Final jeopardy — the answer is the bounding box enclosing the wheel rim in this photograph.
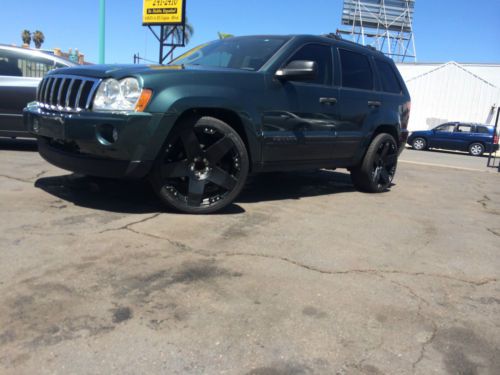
[372,139,398,188]
[413,138,425,150]
[471,144,483,155]
[160,126,242,209]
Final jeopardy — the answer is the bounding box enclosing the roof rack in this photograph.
[322,32,343,41]
[322,32,382,54]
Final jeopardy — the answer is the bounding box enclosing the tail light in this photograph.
[494,134,499,145]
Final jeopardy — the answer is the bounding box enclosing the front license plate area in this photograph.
[32,115,66,139]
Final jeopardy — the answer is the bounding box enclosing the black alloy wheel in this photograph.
[351,133,398,193]
[150,116,249,214]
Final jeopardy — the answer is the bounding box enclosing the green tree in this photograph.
[218,32,234,39]
[165,18,194,46]
[32,30,45,49]
[21,30,31,46]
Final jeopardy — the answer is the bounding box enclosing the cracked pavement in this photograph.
[0,139,499,375]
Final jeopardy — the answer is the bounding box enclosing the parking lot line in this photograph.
[399,159,489,172]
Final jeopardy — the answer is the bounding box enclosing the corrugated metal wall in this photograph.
[396,62,500,131]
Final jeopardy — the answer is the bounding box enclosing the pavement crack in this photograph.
[125,227,192,251]
[96,226,499,287]
[486,227,500,237]
[0,174,32,183]
[216,252,499,286]
[477,195,490,209]
[412,321,438,374]
[99,213,162,235]
[33,170,48,180]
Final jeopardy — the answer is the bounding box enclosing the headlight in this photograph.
[93,77,146,112]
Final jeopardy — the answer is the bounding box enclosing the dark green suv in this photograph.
[24,35,411,214]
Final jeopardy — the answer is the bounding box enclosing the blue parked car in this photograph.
[407,122,499,156]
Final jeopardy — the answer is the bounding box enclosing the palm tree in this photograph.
[218,32,234,39]
[21,30,31,46]
[165,18,194,46]
[32,31,45,49]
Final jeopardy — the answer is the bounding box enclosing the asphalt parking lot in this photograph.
[0,140,499,375]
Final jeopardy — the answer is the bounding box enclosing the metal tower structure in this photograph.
[338,0,417,62]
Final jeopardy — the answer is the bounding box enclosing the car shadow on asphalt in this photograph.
[34,169,357,215]
[0,138,37,151]
[238,169,356,203]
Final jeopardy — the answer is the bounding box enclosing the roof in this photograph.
[0,44,74,66]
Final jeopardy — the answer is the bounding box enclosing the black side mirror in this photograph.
[275,60,317,81]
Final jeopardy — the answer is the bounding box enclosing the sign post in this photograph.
[142,0,187,64]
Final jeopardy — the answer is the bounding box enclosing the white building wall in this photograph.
[396,62,500,131]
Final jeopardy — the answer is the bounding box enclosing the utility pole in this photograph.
[99,0,106,64]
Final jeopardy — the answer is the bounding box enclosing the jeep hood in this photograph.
[49,63,253,79]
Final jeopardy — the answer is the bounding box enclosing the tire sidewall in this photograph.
[150,116,249,214]
[352,133,398,193]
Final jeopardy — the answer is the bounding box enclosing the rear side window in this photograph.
[375,59,403,94]
[456,124,472,133]
[339,49,373,90]
[0,48,64,78]
[476,126,490,134]
[286,44,332,85]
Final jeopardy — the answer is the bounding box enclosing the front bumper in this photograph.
[37,137,153,178]
[24,103,174,178]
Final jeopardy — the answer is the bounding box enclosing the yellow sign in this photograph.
[143,0,185,25]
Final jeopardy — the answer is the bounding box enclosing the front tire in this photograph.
[412,137,427,150]
[150,116,249,214]
[469,142,484,156]
[351,133,398,193]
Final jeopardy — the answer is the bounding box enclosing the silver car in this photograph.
[0,45,75,138]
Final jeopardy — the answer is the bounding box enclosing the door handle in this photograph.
[368,101,382,108]
[319,97,337,105]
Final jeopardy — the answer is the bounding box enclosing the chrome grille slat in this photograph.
[43,77,53,105]
[37,78,47,102]
[74,80,85,110]
[36,74,101,113]
[86,81,101,110]
[57,78,67,108]
[65,79,75,108]
[49,78,58,107]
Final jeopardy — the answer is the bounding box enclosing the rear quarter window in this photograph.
[375,59,403,94]
[339,49,373,90]
[476,126,490,134]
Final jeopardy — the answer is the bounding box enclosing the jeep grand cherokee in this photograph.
[24,35,411,214]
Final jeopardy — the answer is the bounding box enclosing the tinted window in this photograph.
[375,59,402,94]
[286,44,332,85]
[339,49,373,90]
[172,37,288,71]
[476,126,490,134]
[456,124,472,133]
[435,124,455,133]
[0,48,64,78]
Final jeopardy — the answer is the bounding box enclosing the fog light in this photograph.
[96,124,117,145]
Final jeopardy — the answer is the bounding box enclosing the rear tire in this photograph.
[351,133,398,193]
[468,142,484,156]
[149,116,249,214]
[412,137,427,150]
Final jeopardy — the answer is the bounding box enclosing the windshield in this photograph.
[171,36,289,71]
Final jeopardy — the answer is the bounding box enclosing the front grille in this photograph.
[37,75,101,112]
